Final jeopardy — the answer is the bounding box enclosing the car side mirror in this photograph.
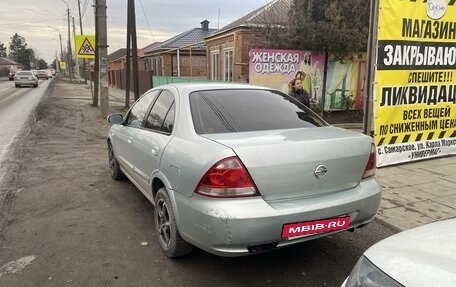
[107,113,124,124]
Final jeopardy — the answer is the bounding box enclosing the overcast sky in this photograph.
[0,0,269,65]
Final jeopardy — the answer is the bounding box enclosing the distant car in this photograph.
[106,83,381,258]
[36,70,50,79]
[14,71,38,88]
[342,218,456,287]
[49,68,56,76]
[9,69,19,81]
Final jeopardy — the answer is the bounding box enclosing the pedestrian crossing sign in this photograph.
[75,35,96,59]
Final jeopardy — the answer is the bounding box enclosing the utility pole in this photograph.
[55,50,59,72]
[93,0,99,107]
[77,0,87,84]
[125,0,131,108]
[363,0,379,136]
[126,0,139,104]
[131,0,139,101]
[48,26,64,73]
[59,33,64,73]
[72,16,80,79]
[66,5,73,82]
[98,0,109,118]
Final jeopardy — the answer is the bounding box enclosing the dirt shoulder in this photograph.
[0,77,162,286]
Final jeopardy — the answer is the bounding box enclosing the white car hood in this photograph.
[365,219,456,287]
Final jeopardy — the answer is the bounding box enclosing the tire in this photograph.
[154,187,193,258]
[15,85,19,88]
[33,84,38,88]
[108,141,125,180]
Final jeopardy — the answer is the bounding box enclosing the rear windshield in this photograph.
[189,89,327,134]
[16,71,32,76]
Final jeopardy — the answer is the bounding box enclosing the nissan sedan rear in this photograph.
[106,83,382,257]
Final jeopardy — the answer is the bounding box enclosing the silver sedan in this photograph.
[107,83,381,257]
[14,71,39,88]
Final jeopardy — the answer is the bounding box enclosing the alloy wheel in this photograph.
[156,197,171,248]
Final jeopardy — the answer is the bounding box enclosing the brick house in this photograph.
[107,43,162,93]
[143,20,217,77]
[107,48,126,89]
[205,0,291,82]
[0,57,22,77]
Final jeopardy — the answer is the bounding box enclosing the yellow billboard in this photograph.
[375,0,456,166]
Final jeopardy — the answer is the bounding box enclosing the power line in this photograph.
[82,0,89,18]
[138,0,156,42]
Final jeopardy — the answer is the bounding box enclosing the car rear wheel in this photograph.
[108,141,125,180]
[154,187,193,258]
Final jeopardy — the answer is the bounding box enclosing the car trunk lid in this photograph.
[202,127,372,202]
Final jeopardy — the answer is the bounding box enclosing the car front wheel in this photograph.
[108,141,125,180]
[154,187,193,258]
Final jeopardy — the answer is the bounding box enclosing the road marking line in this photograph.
[0,87,11,93]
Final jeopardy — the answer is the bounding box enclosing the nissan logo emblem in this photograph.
[314,165,328,179]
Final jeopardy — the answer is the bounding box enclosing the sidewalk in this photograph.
[83,80,456,232]
[332,125,456,230]
[375,156,456,230]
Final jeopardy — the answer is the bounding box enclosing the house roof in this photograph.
[0,57,21,66]
[108,48,127,62]
[138,42,161,58]
[207,0,292,39]
[144,20,217,54]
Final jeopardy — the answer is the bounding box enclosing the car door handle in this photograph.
[151,146,160,156]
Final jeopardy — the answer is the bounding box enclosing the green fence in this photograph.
[152,76,218,87]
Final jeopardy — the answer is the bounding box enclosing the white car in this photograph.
[342,218,456,287]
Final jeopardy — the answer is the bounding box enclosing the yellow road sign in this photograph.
[60,61,67,69]
[75,35,96,59]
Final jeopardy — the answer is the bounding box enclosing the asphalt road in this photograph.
[0,77,398,287]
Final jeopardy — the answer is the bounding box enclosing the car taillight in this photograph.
[362,143,376,179]
[195,156,260,198]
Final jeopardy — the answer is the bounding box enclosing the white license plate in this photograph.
[282,216,350,239]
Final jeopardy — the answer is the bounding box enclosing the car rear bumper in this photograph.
[173,177,382,256]
[15,80,38,86]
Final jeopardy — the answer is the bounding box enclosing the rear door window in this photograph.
[144,90,175,134]
[189,89,327,134]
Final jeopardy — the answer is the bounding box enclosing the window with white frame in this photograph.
[211,52,219,80]
[224,49,233,82]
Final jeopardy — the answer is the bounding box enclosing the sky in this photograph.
[0,0,270,65]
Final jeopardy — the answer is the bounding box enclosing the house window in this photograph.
[211,52,219,80]
[223,49,233,82]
